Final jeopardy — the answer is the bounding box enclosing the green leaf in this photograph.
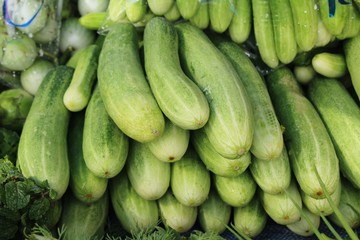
[28,198,50,220]
[0,207,21,222]
[5,181,31,211]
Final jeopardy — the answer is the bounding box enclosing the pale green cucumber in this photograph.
[68,111,108,203]
[146,118,189,162]
[171,147,211,207]
[213,170,256,207]
[164,3,181,22]
[83,85,128,178]
[311,52,347,78]
[251,0,279,68]
[337,3,360,40]
[98,23,165,143]
[189,2,209,29]
[175,22,254,159]
[191,128,251,177]
[259,178,302,225]
[176,0,201,19]
[233,193,268,238]
[318,0,349,36]
[144,17,210,130]
[228,0,252,44]
[307,77,360,189]
[289,0,318,52]
[315,11,334,47]
[126,140,170,200]
[249,145,291,195]
[126,0,147,23]
[17,66,73,200]
[286,207,320,237]
[109,171,159,233]
[66,48,87,68]
[107,0,127,22]
[198,189,232,234]
[266,67,340,199]
[269,0,297,64]
[147,0,175,15]
[213,37,284,161]
[293,65,316,85]
[209,0,235,33]
[79,12,107,30]
[344,33,360,100]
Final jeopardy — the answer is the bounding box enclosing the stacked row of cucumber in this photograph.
[15,9,360,239]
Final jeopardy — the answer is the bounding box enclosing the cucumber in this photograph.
[126,140,170,200]
[67,111,108,203]
[266,67,340,199]
[107,0,127,22]
[164,3,181,22]
[144,17,210,130]
[318,0,349,36]
[158,190,198,233]
[17,66,73,200]
[213,37,284,161]
[337,3,360,40]
[311,52,347,78]
[315,11,334,47]
[98,22,165,143]
[147,0,175,15]
[198,189,232,234]
[63,44,100,112]
[307,78,360,189]
[233,193,268,238]
[228,0,252,44]
[289,0,318,52]
[60,191,109,240]
[79,12,107,30]
[189,2,209,29]
[126,0,147,23]
[251,0,279,68]
[176,0,201,19]
[209,0,235,33]
[293,65,316,85]
[286,207,320,237]
[269,0,297,64]
[175,22,254,159]
[191,128,251,177]
[344,34,360,100]
[110,171,159,233]
[213,170,256,207]
[83,85,129,178]
[259,178,302,225]
[249,145,291,195]
[146,118,189,162]
[171,147,211,207]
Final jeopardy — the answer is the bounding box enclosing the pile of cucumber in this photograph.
[2,0,360,239]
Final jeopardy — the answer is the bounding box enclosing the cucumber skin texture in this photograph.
[144,17,210,130]
[307,78,360,189]
[83,85,129,178]
[176,0,200,19]
[213,37,283,161]
[344,34,360,101]
[126,140,170,200]
[267,67,340,199]
[98,22,165,143]
[209,0,235,33]
[228,0,252,44]
[175,22,254,159]
[68,111,108,203]
[17,66,73,200]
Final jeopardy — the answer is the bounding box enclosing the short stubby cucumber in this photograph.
[125,0,147,23]
[176,0,200,19]
[144,17,210,130]
[175,22,254,159]
[98,22,165,143]
[164,3,181,22]
[17,66,74,200]
[147,0,175,15]
[228,0,252,44]
[209,0,235,33]
[189,3,209,29]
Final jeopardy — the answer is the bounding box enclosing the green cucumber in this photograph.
[98,22,165,143]
[233,193,268,238]
[107,0,127,22]
[311,52,347,78]
[176,0,200,19]
[213,170,256,207]
[175,22,254,159]
[83,85,129,178]
[144,17,210,130]
[315,11,334,47]
[171,147,211,207]
[251,0,279,68]
[286,207,320,237]
[269,0,297,64]
[191,128,251,177]
[126,140,170,200]
[164,3,181,22]
[147,0,175,15]
[266,67,340,199]
[146,118,189,162]
[293,65,316,85]
[79,12,107,30]
[110,171,159,233]
[126,0,147,23]
[318,0,349,36]
[158,190,198,233]
[189,2,209,29]
[337,3,360,40]
[198,189,232,234]
[17,66,73,200]
[213,37,284,161]
[307,77,360,189]
[67,111,108,203]
[209,0,235,33]
[228,0,252,44]
[259,178,302,225]
[249,145,291,195]
[344,34,360,100]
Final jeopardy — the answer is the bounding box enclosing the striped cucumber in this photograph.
[67,111,108,203]
[267,67,340,199]
[144,17,210,130]
[344,33,360,101]
[98,23,165,143]
[83,85,129,178]
[307,77,360,189]
[126,140,170,200]
[209,0,235,33]
[228,0,252,44]
[176,0,201,19]
[311,52,347,78]
[17,66,73,200]
[147,0,175,15]
[318,0,349,36]
[175,22,254,159]
[126,0,147,23]
[189,2,209,29]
